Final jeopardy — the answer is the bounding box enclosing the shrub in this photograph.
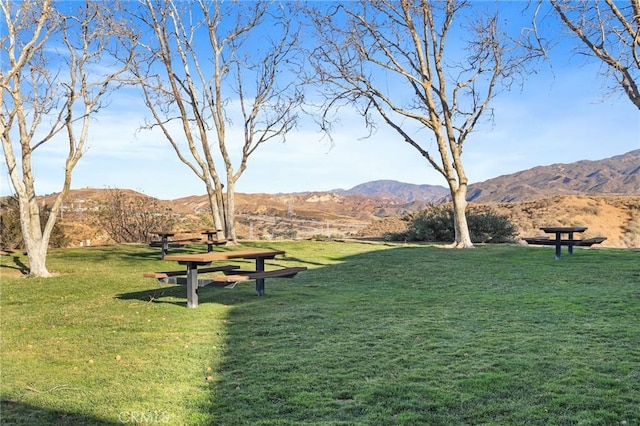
[92,189,176,243]
[466,208,518,243]
[267,226,297,239]
[385,204,517,243]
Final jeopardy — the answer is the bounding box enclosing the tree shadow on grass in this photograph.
[201,246,421,423]
[115,285,189,308]
[1,399,119,425]
[0,255,29,276]
[115,279,295,308]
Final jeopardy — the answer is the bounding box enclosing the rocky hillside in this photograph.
[38,191,640,249]
[465,149,639,202]
[359,195,640,249]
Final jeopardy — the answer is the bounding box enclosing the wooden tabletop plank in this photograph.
[151,230,178,236]
[163,249,285,263]
[540,226,587,233]
[201,229,223,234]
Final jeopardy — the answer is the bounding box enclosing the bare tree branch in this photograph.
[534,0,640,109]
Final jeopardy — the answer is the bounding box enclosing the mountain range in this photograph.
[337,149,639,203]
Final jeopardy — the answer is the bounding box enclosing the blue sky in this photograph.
[1,2,639,200]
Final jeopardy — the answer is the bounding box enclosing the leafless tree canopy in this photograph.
[131,0,304,242]
[306,0,534,247]
[533,0,640,109]
[0,0,136,276]
[94,189,176,244]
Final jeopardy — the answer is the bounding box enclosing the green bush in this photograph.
[466,207,518,243]
[386,204,517,243]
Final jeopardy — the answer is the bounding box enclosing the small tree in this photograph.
[130,0,303,243]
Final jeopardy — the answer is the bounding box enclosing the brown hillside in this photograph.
[466,150,640,203]
[24,149,637,248]
[32,189,640,249]
[492,195,640,248]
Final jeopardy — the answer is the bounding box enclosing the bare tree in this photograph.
[131,0,303,243]
[306,0,531,248]
[0,0,136,276]
[534,0,640,109]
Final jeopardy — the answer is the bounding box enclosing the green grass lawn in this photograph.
[1,241,638,425]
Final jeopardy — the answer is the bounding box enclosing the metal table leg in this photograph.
[255,257,266,296]
[186,263,199,308]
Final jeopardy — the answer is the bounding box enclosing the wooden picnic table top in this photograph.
[163,249,285,264]
[540,226,587,234]
[151,230,178,236]
[201,229,223,234]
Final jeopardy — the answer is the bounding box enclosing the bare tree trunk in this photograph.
[450,186,473,248]
[202,181,225,240]
[19,191,52,277]
[225,177,237,243]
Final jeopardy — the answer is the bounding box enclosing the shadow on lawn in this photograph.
[0,255,29,275]
[115,278,299,308]
[202,245,640,424]
[115,285,190,308]
[1,399,119,425]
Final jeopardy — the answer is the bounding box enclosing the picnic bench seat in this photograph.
[199,239,228,249]
[523,236,607,247]
[203,239,228,245]
[143,265,240,283]
[149,241,186,248]
[171,237,203,244]
[213,267,308,283]
[142,265,307,292]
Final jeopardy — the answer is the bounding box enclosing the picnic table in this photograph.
[200,228,227,252]
[143,249,307,308]
[149,230,202,258]
[523,226,606,260]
